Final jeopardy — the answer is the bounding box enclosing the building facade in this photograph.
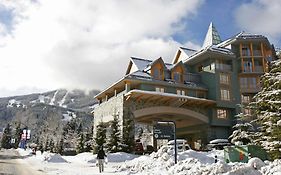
[93,23,276,149]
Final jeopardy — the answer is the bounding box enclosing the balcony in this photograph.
[240,84,261,93]
[253,50,262,57]
[254,66,264,73]
[184,73,201,83]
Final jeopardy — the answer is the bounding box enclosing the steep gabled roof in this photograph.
[202,22,222,48]
[172,47,197,64]
[126,57,152,75]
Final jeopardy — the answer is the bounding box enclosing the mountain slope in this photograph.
[0,89,99,143]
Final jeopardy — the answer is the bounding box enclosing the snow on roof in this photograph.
[131,57,152,71]
[184,45,234,64]
[129,70,151,79]
[180,47,197,57]
[218,31,269,47]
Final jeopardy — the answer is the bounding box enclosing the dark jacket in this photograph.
[97,149,106,159]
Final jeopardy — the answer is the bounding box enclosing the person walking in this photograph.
[97,146,106,173]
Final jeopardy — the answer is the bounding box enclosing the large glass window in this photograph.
[220,73,230,85]
[220,88,230,101]
[217,109,227,119]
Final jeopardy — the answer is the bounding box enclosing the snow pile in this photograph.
[115,146,224,174]
[42,152,68,163]
[261,159,281,175]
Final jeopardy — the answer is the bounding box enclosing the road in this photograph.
[0,149,45,175]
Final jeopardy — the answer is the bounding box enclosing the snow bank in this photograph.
[261,159,281,175]
[43,152,68,163]
[107,152,139,162]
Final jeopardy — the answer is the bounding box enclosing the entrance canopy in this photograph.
[125,90,215,128]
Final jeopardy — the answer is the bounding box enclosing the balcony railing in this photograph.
[184,73,201,83]
[216,64,232,71]
[253,50,262,56]
[254,66,264,72]
[240,84,261,93]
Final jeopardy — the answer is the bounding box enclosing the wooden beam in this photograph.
[261,42,265,72]
[240,43,244,72]
[250,42,255,72]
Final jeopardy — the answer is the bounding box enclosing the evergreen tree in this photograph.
[44,137,49,151]
[14,122,22,149]
[107,114,121,153]
[84,128,93,152]
[49,138,55,153]
[121,118,135,153]
[229,107,254,145]
[94,122,106,153]
[56,138,64,155]
[1,123,12,149]
[251,59,281,160]
[76,133,84,153]
[77,123,82,134]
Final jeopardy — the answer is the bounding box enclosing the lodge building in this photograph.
[93,23,276,149]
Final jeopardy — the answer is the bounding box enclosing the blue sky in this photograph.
[0,0,280,97]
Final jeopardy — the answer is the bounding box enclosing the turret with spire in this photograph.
[202,22,222,48]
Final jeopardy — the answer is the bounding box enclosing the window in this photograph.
[220,73,230,85]
[241,95,250,103]
[220,88,230,101]
[241,44,251,56]
[173,72,182,83]
[217,109,227,119]
[156,87,164,93]
[243,61,253,72]
[176,89,185,95]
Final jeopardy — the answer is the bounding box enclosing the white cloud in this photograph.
[235,0,281,43]
[0,0,203,97]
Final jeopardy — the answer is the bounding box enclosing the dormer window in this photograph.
[173,72,182,83]
[153,67,163,80]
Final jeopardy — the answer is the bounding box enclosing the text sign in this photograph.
[153,124,174,139]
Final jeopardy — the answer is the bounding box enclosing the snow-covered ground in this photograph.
[17,148,281,175]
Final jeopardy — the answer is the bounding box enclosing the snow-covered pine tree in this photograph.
[229,106,254,145]
[84,127,93,152]
[251,59,281,160]
[76,133,84,153]
[1,123,12,149]
[107,113,121,153]
[49,138,55,153]
[57,138,64,155]
[44,137,49,151]
[14,122,22,148]
[94,121,106,153]
[121,118,135,153]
